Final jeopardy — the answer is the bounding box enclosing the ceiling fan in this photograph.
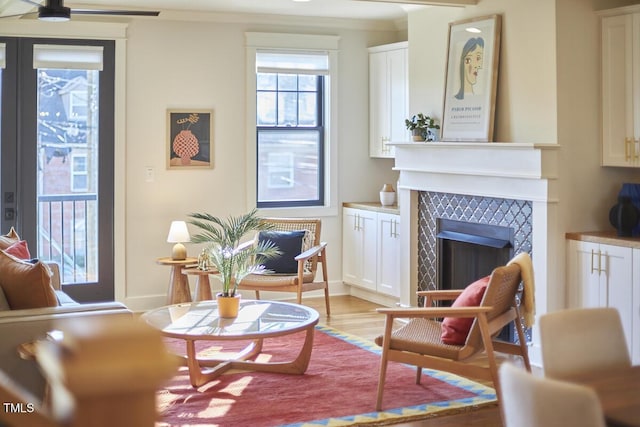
[3,0,160,21]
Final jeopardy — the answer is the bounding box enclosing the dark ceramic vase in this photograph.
[609,196,640,237]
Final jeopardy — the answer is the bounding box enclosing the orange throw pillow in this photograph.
[0,227,20,251]
[0,250,57,309]
[441,276,490,345]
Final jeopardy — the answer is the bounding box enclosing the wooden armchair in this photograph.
[375,263,530,411]
[237,218,330,315]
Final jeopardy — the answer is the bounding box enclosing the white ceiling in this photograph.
[0,0,430,22]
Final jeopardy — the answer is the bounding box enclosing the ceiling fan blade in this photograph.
[71,9,160,16]
[0,11,38,19]
[20,0,42,7]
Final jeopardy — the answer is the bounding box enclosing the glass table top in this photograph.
[141,299,319,340]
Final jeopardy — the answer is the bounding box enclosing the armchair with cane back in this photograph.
[375,262,531,411]
[238,218,330,315]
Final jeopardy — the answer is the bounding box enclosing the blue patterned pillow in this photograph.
[258,230,306,274]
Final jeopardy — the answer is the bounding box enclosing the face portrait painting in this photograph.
[455,37,484,100]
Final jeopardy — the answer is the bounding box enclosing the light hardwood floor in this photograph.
[297,295,507,427]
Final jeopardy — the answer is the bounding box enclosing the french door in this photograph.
[0,37,115,302]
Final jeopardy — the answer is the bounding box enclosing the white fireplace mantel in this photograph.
[393,141,561,367]
[392,142,560,202]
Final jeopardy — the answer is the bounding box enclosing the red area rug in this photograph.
[157,325,496,427]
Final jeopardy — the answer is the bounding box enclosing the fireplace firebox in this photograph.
[436,218,514,292]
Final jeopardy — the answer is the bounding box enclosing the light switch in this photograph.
[145,167,155,182]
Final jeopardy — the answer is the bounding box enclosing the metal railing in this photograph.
[38,193,97,285]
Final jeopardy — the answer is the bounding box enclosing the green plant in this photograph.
[188,209,281,297]
[405,113,441,132]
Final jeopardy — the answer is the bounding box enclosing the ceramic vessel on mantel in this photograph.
[380,184,396,206]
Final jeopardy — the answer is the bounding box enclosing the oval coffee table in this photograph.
[141,299,319,387]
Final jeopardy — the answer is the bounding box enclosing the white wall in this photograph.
[121,19,404,310]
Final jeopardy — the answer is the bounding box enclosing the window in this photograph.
[255,51,327,208]
[71,153,88,192]
[246,33,339,215]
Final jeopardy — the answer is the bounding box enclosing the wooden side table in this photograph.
[183,267,219,302]
[156,257,197,305]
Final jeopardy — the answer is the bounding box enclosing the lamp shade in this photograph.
[167,221,190,260]
[167,221,190,243]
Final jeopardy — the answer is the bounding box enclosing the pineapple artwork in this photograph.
[173,113,200,166]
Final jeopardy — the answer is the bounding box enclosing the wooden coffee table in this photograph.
[140,299,319,387]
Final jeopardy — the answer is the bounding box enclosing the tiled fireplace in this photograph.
[393,141,560,365]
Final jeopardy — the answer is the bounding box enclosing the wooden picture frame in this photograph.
[441,15,502,142]
[167,109,214,169]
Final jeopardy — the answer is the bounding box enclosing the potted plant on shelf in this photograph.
[188,209,280,317]
[405,113,441,142]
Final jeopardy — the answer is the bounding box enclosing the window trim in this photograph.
[256,73,325,208]
[245,32,339,217]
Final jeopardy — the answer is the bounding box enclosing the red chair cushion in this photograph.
[441,275,490,345]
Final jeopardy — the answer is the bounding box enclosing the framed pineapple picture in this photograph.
[167,109,214,169]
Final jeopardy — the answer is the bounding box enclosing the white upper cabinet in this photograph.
[601,12,640,167]
[369,42,409,158]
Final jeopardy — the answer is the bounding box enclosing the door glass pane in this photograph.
[37,68,99,284]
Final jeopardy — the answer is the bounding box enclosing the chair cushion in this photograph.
[258,230,306,274]
[0,227,21,250]
[441,275,490,345]
[4,240,31,260]
[0,249,58,309]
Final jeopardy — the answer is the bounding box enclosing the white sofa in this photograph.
[0,263,131,400]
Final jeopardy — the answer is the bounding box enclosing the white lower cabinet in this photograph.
[343,207,400,298]
[567,238,639,364]
[377,212,401,297]
[342,208,377,291]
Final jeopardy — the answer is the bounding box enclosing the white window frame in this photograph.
[70,152,89,192]
[245,32,340,217]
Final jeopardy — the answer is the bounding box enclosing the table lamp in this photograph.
[167,220,190,260]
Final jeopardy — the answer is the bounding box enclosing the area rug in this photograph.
[157,325,496,427]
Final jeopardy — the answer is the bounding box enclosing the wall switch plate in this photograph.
[145,167,154,182]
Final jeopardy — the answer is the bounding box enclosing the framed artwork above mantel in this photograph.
[441,15,502,142]
[167,109,214,169]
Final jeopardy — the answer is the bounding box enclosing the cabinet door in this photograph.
[602,14,640,167]
[387,48,409,148]
[377,213,400,297]
[369,45,408,159]
[342,208,361,285]
[567,240,601,308]
[632,248,640,365]
[342,208,377,290]
[359,210,378,290]
[600,243,634,353]
[369,51,390,158]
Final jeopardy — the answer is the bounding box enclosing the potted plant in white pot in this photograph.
[188,209,280,317]
[405,113,441,142]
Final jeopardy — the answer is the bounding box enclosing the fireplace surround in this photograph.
[393,141,560,365]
